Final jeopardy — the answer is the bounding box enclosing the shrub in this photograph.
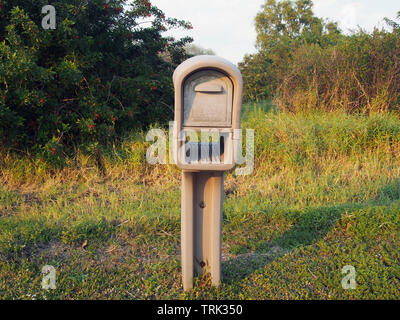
[276,30,400,114]
[240,0,400,114]
[0,0,192,161]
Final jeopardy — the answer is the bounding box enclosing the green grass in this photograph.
[1,102,400,299]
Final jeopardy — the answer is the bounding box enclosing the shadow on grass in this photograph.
[222,203,350,283]
[222,179,400,283]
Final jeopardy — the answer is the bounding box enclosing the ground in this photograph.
[0,102,399,299]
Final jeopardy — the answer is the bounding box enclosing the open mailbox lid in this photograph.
[173,56,243,171]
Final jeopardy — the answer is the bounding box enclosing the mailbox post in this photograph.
[173,56,243,291]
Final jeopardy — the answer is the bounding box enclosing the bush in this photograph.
[276,30,400,113]
[0,0,192,161]
[239,0,400,114]
[239,0,341,103]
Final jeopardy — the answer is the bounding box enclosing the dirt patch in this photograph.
[34,240,72,262]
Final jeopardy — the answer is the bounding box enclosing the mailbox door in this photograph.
[183,70,233,128]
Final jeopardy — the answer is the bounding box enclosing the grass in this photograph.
[0,101,400,299]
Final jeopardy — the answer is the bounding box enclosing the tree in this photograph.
[255,0,340,50]
[240,0,341,102]
[384,11,400,31]
[0,0,192,163]
[241,1,400,114]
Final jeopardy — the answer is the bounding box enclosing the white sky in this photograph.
[151,0,400,65]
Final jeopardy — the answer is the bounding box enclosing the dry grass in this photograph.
[1,103,400,299]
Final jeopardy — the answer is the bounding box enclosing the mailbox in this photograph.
[173,56,243,291]
[173,55,243,171]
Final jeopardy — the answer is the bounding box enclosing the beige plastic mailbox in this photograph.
[173,55,243,291]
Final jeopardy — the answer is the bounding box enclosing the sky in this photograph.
[150,0,400,65]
